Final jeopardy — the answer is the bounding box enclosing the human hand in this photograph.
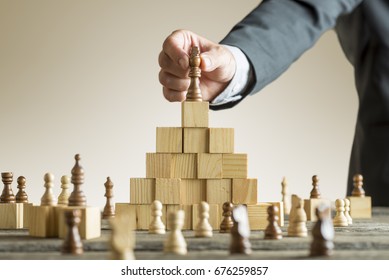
[158,29,236,102]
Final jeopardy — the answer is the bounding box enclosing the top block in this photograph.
[181,101,209,128]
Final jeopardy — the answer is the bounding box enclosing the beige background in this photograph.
[0,0,357,210]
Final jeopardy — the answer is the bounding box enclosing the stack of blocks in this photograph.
[116,101,283,230]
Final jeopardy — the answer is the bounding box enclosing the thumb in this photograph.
[200,46,235,73]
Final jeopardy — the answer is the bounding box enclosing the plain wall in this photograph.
[0,0,358,210]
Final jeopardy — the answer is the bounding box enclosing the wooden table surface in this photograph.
[1,207,388,260]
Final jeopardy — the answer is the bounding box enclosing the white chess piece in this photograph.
[57,175,70,206]
[110,215,135,260]
[149,200,166,234]
[40,172,57,206]
[163,210,187,255]
[333,198,348,227]
[344,198,353,225]
[292,198,308,237]
[195,201,213,237]
[281,177,291,215]
[287,194,299,236]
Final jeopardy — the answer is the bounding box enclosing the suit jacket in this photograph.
[216,0,389,206]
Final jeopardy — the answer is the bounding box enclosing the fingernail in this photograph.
[178,58,188,69]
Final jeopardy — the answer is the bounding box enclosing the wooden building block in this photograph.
[130,178,155,204]
[246,202,284,230]
[58,206,101,240]
[136,204,167,230]
[156,127,182,153]
[146,153,197,178]
[347,196,372,218]
[23,203,33,229]
[166,204,192,230]
[155,178,182,204]
[209,128,234,153]
[192,203,220,230]
[181,101,209,128]
[222,154,248,178]
[171,153,197,178]
[29,205,59,237]
[0,203,24,229]
[206,179,232,204]
[232,178,258,204]
[197,153,222,179]
[304,198,331,222]
[183,128,208,153]
[181,179,206,204]
[115,203,137,230]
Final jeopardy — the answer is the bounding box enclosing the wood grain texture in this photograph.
[166,204,192,230]
[246,202,283,230]
[136,204,167,230]
[347,196,372,218]
[181,179,206,205]
[115,203,137,230]
[206,179,232,204]
[303,198,331,222]
[192,203,220,230]
[183,128,208,153]
[156,127,182,153]
[146,153,172,178]
[171,153,197,178]
[181,101,209,128]
[130,178,155,204]
[197,153,222,179]
[28,205,59,237]
[0,203,23,229]
[222,154,248,179]
[232,178,258,204]
[155,178,182,204]
[209,128,234,153]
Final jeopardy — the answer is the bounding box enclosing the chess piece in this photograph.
[333,198,348,227]
[195,201,213,237]
[61,209,83,255]
[102,177,115,219]
[15,176,28,203]
[310,204,334,256]
[288,194,299,232]
[0,172,15,203]
[310,175,321,199]
[163,210,187,255]
[230,205,252,254]
[281,177,291,215]
[57,175,70,206]
[40,173,57,206]
[110,215,135,260]
[289,198,308,237]
[264,205,283,240]
[352,174,365,197]
[220,202,234,233]
[68,154,87,206]
[344,198,352,225]
[149,200,166,234]
[186,46,203,101]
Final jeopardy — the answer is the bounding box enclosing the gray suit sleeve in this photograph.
[213,0,363,110]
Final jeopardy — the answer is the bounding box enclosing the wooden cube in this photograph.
[181,179,206,204]
[171,153,197,178]
[23,203,33,229]
[181,101,209,128]
[136,204,167,230]
[246,202,284,230]
[183,128,208,153]
[130,178,155,204]
[347,196,372,218]
[232,178,258,204]
[209,128,234,153]
[155,178,182,204]
[197,153,222,179]
[192,203,220,230]
[166,205,192,230]
[206,179,232,204]
[146,153,197,178]
[115,203,137,230]
[0,203,24,229]
[304,198,331,222]
[156,127,182,153]
[58,206,101,240]
[29,205,60,237]
[222,154,248,178]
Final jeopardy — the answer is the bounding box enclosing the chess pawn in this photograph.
[310,175,321,199]
[110,216,135,260]
[40,173,57,206]
[292,198,308,237]
[61,209,83,255]
[220,202,234,233]
[57,175,70,206]
[0,172,15,203]
[163,210,187,255]
[15,176,28,203]
[149,200,166,234]
[281,177,291,215]
[102,177,115,219]
[230,205,252,254]
[310,205,334,257]
[195,201,213,237]
[352,174,365,197]
[333,198,348,227]
[68,154,87,207]
[264,205,283,240]
[344,198,352,225]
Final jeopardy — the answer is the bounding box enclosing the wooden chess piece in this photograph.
[352,174,365,197]
[220,202,234,233]
[186,46,203,101]
[195,201,213,237]
[0,172,15,203]
[40,172,57,206]
[264,205,283,240]
[149,200,166,234]
[110,215,135,260]
[310,204,334,257]
[281,177,291,215]
[163,210,187,255]
[61,209,83,255]
[57,175,70,206]
[15,176,28,203]
[102,177,115,219]
[344,198,352,225]
[68,154,87,207]
[333,198,348,227]
[230,205,252,254]
[291,198,308,237]
[310,175,321,199]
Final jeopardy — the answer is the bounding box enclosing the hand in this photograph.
[158,29,236,102]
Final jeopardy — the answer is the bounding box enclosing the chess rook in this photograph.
[68,154,87,207]
[186,46,202,102]
[102,177,115,219]
[61,209,83,255]
[15,176,28,203]
[1,172,15,203]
